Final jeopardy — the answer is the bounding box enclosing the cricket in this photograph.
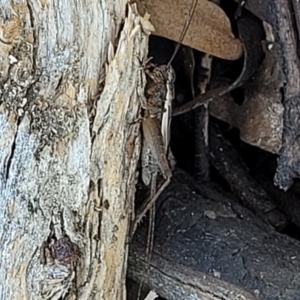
[130,1,198,299]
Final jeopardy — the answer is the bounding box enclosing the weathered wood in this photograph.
[129,241,257,300]
[128,170,300,300]
[254,171,300,231]
[194,53,210,182]
[0,2,150,299]
[268,0,300,190]
[232,0,300,190]
[209,12,284,154]
[209,125,287,230]
[209,38,284,154]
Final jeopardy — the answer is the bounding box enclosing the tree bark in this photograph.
[0,1,149,299]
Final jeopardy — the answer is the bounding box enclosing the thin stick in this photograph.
[130,177,171,239]
[173,84,232,116]
[147,175,156,268]
[168,0,198,66]
[137,173,157,300]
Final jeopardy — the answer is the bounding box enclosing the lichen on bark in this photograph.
[0,1,150,299]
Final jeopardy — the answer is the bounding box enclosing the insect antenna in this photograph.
[167,0,198,67]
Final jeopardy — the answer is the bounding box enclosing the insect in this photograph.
[131,2,198,299]
[130,0,198,239]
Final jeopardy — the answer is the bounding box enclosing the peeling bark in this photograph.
[0,1,148,299]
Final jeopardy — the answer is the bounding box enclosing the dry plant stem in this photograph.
[137,173,157,300]
[173,85,232,116]
[194,107,210,181]
[194,53,213,182]
[147,175,157,265]
[167,0,198,65]
[130,177,171,239]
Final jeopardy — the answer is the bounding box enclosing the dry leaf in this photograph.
[137,0,243,60]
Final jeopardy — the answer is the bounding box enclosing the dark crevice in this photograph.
[4,133,17,183]
[231,87,245,105]
[27,1,38,76]
[135,0,300,243]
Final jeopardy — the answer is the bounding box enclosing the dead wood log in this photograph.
[246,157,300,231]
[267,0,300,190]
[254,174,300,231]
[223,0,300,191]
[129,241,257,300]
[128,170,300,300]
[0,2,150,299]
[209,125,287,230]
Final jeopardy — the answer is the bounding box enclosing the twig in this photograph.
[130,177,171,239]
[173,85,232,116]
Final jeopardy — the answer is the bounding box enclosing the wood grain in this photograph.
[0,2,148,299]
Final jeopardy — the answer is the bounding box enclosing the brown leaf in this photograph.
[137,0,243,60]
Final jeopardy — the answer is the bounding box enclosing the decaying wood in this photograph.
[209,125,287,230]
[128,170,300,300]
[253,169,300,231]
[0,2,150,299]
[174,11,284,156]
[136,0,243,60]
[240,0,273,24]
[268,0,300,190]
[129,241,257,300]
[209,24,284,154]
[90,5,153,299]
[231,0,300,189]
